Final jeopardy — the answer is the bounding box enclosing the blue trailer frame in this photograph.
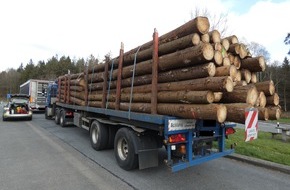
[56,102,235,172]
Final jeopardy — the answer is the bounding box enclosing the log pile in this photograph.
[57,16,281,124]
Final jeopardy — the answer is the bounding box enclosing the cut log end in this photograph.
[225,77,234,92]
[214,50,223,65]
[258,56,266,72]
[192,33,201,46]
[196,17,210,34]
[207,62,216,77]
[203,43,215,61]
[217,104,227,123]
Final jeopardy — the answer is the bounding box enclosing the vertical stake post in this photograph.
[151,28,159,114]
[115,42,124,110]
[102,61,109,108]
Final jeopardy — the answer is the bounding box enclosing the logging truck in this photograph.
[42,15,276,172]
[45,81,237,172]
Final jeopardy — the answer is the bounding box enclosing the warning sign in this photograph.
[245,108,258,142]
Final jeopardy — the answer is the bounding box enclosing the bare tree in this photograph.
[191,7,229,37]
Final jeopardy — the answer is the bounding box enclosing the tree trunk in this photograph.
[214,50,223,66]
[241,69,251,83]
[209,30,221,43]
[255,91,266,108]
[240,56,266,72]
[223,35,239,45]
[215,65,237,80]
[220,84,258,106]
[256,107,269,121]
[255,80,275,96]
[108,90,214,104]
[112,42,214,79]
[224,103,253,124]
[266,93,279,106]
[266,106,281,120]
[107,62,216,89]
[121,76,234,93]
[117,103,227,123]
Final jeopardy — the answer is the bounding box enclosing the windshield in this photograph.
[10,98,29,104]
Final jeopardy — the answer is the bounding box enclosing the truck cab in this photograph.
[45,82,58,119]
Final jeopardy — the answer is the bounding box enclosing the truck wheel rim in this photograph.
[117,137,128,161]
[92,128,98,144]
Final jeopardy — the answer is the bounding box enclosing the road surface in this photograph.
[0,110,289,190]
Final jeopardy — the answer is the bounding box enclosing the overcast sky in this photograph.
[0,0,289,72]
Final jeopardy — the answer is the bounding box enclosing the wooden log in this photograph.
[223,35,239,44]
[118,103,227,123]
[70,78,86,87]
[220,84,258,106]
[233,56,241,69]
[266,93,279,106]
[192,33,201,45]
[213,43,223,51]
[255,80,275,96]
[240,56,266,72]
[70,91,86,100]
[112,42,214,79]
[256,107,269,121]
[228,43,240,55]
[121,76,234,93]
[214,65,237,80]
[233,80,247,87]
[255,91,266,108]
[214,50,223,66]
[201,33,210,43]
[88,93,103,101]
[267,106,281,120]
[238,43,248,59]
[234,70,242,82]
[88,16,210,73]
[213,92,223,103]
[107,62,216,89]
[251,72,257,83]
[221,39,230,51]
[224,103,253,124]
[108,90,214,104]
[222,57,231,66]
[69,73,84,80]
[241,69,251,83]
[209,30,221,43]
[70,96,86,106]
[69,85,84,92]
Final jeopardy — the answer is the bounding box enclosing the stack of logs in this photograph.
[57,16,281,124]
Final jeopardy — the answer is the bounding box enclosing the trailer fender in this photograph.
[129,130,159,170]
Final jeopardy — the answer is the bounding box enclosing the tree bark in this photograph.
[224,103,253,124]
[108,90,214,104]
[220,84,258,106]
[121,76,234,93]
[255,80,275,96]
[266,93,279,106]
[266,106,281,120]
[112,42,214,80]
[240,56,266,72]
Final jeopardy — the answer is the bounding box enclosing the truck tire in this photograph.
[114,128,138,170]
[55,109,60,125]
[60,110,66,127]
[45,107,49,119]
[90,121,108,150]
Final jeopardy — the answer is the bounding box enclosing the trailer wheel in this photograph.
[60,110,66,127]
[55,109,60,124]
[114,128,138,170]
[90,121,108,150]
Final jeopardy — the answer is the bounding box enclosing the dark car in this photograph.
[2,94,33,121]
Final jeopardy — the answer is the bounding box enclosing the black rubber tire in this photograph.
[90,121,109,150]
[55,109,60,125]
[114,128,138,170]
[59,110,66,127]
[45,107,49,119]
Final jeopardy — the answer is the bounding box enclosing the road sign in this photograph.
[245,108,258,142]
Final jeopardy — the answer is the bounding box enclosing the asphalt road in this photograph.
[1,110,290,190]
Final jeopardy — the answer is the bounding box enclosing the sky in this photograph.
[0,0,289,72]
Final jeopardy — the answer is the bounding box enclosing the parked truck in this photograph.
[20,79,54,112]
[43,16,265,172]
[44,77,237,172]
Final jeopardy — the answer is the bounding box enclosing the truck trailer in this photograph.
[45,81,236,172]
[20,79,54,112]
[44,16,266,172]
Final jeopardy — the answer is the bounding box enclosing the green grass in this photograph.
[277,118,290,124]
[226,128,290,166]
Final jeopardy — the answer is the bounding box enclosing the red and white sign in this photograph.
[245,108,258,142]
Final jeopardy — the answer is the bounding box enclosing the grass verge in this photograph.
[225,128,290,166]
